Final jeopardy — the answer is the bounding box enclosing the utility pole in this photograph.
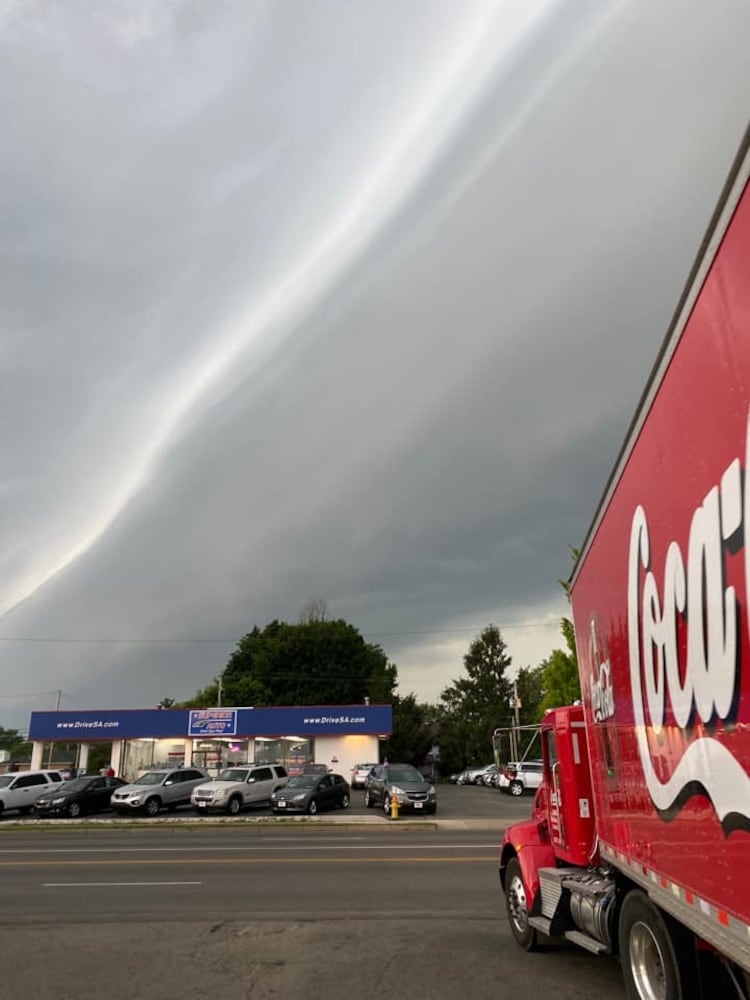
[46,689,63,767]
[216,676,223,709]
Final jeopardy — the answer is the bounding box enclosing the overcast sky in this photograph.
[2,0,749,731]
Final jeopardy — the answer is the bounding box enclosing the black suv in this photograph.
[364,763,437,816]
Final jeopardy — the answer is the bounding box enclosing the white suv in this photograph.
[0,770,65,817]
[501,760,544,796]
[191,764,288,815]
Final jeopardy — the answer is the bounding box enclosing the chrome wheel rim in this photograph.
[629,920,667,1000]
[507,874,529,934]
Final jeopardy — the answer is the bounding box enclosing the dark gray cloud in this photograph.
[2,0,749,728]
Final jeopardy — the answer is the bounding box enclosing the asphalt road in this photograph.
[1,799,626,1000]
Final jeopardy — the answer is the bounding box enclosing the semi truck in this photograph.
[500,125,750,1000]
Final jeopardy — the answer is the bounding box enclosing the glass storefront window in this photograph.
[191,739,249,775]
[254,737,314,774]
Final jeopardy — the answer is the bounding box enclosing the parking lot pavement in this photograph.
[0,782,533,828]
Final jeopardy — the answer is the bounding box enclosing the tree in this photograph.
[386,694,436,766]
[158,697,175,709]
[181,617,398,708]
[437,624,514,772]
[540,617,581,711]
[298,597,328,623]
[0,726,30,760]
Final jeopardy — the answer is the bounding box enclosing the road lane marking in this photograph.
[1,856,496,867]
[43,881,203,887]
[0,843,498,855]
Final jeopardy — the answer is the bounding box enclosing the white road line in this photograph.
[43,881,203,887]
[0,843,497,855]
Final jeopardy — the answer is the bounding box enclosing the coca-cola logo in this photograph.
[627,410,750,829]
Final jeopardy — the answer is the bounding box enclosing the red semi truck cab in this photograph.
[500,127,750,1000]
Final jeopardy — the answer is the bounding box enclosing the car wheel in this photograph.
[144,797,161,817]
[427,805,437,815]
[364,789,374,809]
[340,793,350,810]
[307,799,318,816]
[67,801,81,819]
[473,776,483,785]
[383,793,391,817]
[227,796,241,816]
[509,780,524,797]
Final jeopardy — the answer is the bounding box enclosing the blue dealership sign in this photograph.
[188,709,237,737]
[28,704,392,741]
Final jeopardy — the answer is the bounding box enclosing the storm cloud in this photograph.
[2,0,749,727]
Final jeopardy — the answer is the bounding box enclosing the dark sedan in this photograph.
[364,763,437,816]
[271,773,350,815]
[35,775,127,818]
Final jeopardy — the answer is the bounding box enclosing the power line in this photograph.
[0,690,61,699]
[0,622,562,645]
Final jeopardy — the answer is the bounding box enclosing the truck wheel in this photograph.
[509,780,524,797]
[619,890,698,1000]
[504,857,538,951]
[226,796,241,816]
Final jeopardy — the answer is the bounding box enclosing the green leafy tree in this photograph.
[386,694,436,765]
[0,726,30,760]
[540,617,581,711]
[181,618,398,708]
[437,624,513,772]
[514,665,545,725]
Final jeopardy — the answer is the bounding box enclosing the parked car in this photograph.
[364,763,437,816]
[350,763,378,789]
[0,770,65,817]
[191,764,288,815]
[110,767,207,816]
[501,760,544,796]
[35,775,127,818]
[462,763,497,786]
[271,772,350,815]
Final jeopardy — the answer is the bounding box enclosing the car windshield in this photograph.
[286,776,318,789]
[0,776,14,788]
[388,767,424,783]
[135,772,168,785]
[217,769,249,782]
[53,778,92,793]
[356,764,376,771]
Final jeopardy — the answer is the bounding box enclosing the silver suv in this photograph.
[110,767,207,817]
[191,764,288,815]
[0,770,64,817]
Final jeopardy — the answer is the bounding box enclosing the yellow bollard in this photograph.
[390,794,399,820]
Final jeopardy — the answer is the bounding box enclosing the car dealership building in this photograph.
[27,704,392,782]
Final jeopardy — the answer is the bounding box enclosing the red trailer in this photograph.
[500,126,750,1000]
